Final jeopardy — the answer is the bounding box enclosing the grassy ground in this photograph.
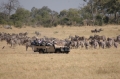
[0,25,120,79]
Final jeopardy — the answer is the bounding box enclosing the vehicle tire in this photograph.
[55,49,61,53]
[39,49,44,54]
[65,51,69,54]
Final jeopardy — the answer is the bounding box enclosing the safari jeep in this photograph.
[33,44,70,54]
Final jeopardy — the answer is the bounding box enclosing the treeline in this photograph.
[0,0,120,28]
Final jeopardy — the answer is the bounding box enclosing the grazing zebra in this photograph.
[35,31,41,36]
[26,41,34,51]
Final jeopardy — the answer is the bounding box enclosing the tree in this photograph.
[50,10,59,26]
[0,12,7,24]
[59,10,68,17]
[10,7,30,27]
[0,0,20,19]
[104,0,120,24]
[81,0,120,25]
[31,7,38,18]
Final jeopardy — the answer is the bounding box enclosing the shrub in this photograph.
[95,14,103,26]
[0,19,7,25]
[15,21,22,28]
[53,22,58,27]
[7,21,14,26]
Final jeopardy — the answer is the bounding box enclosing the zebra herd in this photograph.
[0,32,71,50]
[69,35,120,49]
[0,32,120,51]
[0,32,28,48]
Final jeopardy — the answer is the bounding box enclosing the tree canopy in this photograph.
[0,0,120,27]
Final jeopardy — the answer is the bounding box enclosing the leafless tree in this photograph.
[0,0,20,19]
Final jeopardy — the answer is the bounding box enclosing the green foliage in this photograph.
[1,0,120,27]
[43,23,52,27]
[0,19,7,25]
[10,8,30,27]
[60,17,71,26]
[15,21,22,28]
[103,16,109,24]
[7,21,14,26]
[59,10,68,17]
[0,13,7,24]
[16,8,30,23]
[95,14,103,26]
[81,0,120,25]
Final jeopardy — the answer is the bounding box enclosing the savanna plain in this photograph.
[0,25,120,79]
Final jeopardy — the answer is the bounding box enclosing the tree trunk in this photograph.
[8,2,12,19]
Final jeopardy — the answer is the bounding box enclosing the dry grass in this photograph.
[0,25,120,79]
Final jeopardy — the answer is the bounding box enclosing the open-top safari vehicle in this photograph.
[31,40,70,54]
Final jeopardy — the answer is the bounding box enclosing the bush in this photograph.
[7,21,14,26]
[95,15,103,26]
[43,23,52,27]
[53,23,57,27]
[60,17,70,25]
[103,16,109,24]
[15,21,22,28]
[0,19,7,25]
